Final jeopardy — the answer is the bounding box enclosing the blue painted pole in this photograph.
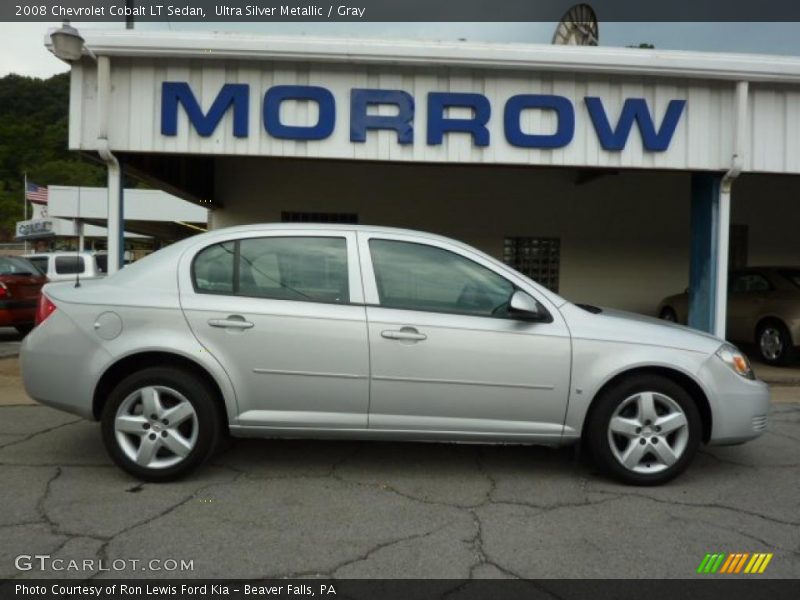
[688,173,722,333]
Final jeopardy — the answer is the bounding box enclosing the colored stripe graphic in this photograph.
[699,552,773,574]
[735,553,750,573]
[710,553,726,573]
[719,554,736,574]
[758,554,773,573]
[697,554,712,573]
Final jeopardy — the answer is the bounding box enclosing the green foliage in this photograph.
[0,72,105,240]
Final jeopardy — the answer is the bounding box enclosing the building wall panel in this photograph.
[70,58,800,175]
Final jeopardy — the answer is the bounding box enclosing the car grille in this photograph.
[752,415,768,432]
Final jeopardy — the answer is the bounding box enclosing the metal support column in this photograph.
[688,173,722,335]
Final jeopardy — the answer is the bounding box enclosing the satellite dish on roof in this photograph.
[552,3,599,46]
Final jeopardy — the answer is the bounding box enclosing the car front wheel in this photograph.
[101,367,221,482]
[587,375,701,485]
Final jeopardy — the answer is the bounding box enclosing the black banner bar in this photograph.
[2,580,799,600]
[6,0,800,22]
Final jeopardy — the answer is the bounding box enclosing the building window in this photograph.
[281,211,358,224]
[503,237,561,292]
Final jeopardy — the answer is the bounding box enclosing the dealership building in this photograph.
[48,30,800,337]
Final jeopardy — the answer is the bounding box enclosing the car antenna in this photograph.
[74,187,81,288]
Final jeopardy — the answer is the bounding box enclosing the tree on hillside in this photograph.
[0,72,106,241]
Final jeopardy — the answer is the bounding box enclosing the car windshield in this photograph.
[0,256,37,276]
[779,269,800,289]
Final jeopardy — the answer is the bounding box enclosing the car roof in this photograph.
[195,223,475,250]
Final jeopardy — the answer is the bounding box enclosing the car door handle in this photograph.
[381,328,427,341]
[208,316,254,330]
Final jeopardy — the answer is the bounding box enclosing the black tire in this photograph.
[101,367,222,482]
[659,307,678,323]
[756,320,795,366]
[586,374,701,486]
[15,324,33,337]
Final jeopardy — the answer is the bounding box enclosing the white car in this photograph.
[21,225,770,484]
[24,251,107,282]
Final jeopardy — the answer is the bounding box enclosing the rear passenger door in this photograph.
[179,231,370,430]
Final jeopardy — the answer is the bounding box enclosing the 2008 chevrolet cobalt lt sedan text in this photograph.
[21,225,770,485]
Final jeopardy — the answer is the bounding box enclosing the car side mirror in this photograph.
[508,290,548,321]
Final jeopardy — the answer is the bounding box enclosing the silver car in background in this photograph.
[21,225,770,485]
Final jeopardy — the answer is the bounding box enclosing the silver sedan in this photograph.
[21,225,770,485]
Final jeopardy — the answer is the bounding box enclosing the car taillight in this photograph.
[0,282,8,298]
[35,294,57,326]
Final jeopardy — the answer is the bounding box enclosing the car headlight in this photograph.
[716,343,755,380]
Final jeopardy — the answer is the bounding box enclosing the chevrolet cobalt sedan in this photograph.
[21,225,770,485]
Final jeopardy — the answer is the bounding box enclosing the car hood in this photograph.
[561,303,724,355]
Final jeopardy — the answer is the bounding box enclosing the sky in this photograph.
[2,21,800,79]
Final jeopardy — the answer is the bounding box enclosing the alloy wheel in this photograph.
[760,327,783,361]
[607,391,690,474]
[114,385,199,469]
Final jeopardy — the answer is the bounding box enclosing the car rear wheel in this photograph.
[757,320,795,366]
[101,367,221,482]
[587,374,701,485]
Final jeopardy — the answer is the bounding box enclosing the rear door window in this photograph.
[193,237,349,304]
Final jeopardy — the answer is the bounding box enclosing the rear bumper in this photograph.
[21,310,110,420]
[698,356,771,445]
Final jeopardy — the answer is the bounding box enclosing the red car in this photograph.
[0,256,48,336]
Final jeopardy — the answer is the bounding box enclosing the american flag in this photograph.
[25,181,48,204]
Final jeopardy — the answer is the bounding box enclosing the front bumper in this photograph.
[698,355,771,445]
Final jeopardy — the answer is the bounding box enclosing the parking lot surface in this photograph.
[0,400,798,580]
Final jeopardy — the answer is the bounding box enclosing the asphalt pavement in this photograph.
[0,327,22,359]
[0,402,798,579]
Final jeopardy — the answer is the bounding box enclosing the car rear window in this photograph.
[0,256,38,275]
[27,256,48,275]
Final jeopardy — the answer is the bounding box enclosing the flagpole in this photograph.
[22,172,28,254]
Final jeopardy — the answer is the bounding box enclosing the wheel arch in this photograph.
[581,366,712,444]
[92,351,230,427]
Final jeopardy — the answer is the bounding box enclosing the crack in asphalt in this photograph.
[665,510,800,557]
[1,404,798,579]
[85,471,245,580]
[600,490,800,527]
[0,418,83,449]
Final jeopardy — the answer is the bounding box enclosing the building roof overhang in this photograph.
[45,30,800,85]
